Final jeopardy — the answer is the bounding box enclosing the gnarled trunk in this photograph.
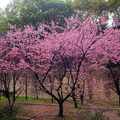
[80,94,84,105]
[58,102,64,117]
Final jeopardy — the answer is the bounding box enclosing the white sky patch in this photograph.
[0,0,12,9]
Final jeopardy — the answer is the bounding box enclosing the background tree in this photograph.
[0,26,36,111]
[70,0,120,16]
[4,0,73,28]
[95,27,120,106]
[0,10,8,33]
[106,61,120,106]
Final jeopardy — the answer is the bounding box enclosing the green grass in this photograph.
[0,96,7,102]
[0,96,52,104]
[16,96,52,104]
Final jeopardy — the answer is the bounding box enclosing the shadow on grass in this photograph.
[0,106,19,120]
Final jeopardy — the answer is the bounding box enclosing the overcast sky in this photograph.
[0,0,12,9]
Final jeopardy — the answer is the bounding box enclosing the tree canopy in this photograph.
[71,0,120,14]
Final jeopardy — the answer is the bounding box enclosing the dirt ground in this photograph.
[18,102,120,120]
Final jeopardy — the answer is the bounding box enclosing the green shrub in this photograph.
[79,111,105,120]
[90,111,105,120]
[0,106,19,120]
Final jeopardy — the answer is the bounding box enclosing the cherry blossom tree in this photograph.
[94,27,120,105]
[0,17,101,116]
[1,17,120,116]
[25,18,103,117]
[0,26,36,111]
[0,47,24,111]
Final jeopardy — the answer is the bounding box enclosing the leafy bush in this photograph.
[90,111,105,120]
[0,106,18,120]
[79,111,106,120]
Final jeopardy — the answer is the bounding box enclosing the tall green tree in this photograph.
[71,0,120,15]
[4,0,73,27]
[0,9,8,32]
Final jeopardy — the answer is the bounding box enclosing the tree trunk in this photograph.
[12,79,16,111]
[36,93,39,100]
[51,89,54,103]
[58,102,64,117]
[0,93,1,100]
[72,92,78,108]
[7,97,13,112]
[80,94,84,105]
[9,104,13,112]
[35,86,39,100]
[25,76,28,100]
[73,96,78,108]
[51,96,54,103]
[119,95,120,106]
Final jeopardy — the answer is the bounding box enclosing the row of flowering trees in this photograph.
[0,17,120,117]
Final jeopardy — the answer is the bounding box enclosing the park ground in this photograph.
[1,97,120,120]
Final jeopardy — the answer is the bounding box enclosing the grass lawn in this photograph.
[0,96,53,104]
[16,96,52,104]
[0,96,52,120]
